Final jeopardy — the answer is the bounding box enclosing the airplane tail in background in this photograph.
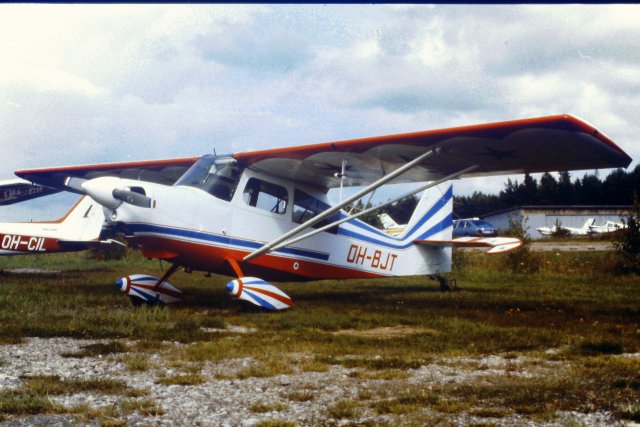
[0,196,109,255]
[379,213,401,229]
[582,218,596,230]
[55,196,106,242]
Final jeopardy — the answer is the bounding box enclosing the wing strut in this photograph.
[268,165,478,251]
[243,148,440,261]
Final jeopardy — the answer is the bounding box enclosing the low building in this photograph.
[481,206,633,238]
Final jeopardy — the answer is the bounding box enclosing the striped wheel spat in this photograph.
[226,277,293,310]
[115,274,183,304]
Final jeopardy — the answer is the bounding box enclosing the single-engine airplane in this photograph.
[0,179,116,256]
[2,115,631,308]
[589,220,627,235]
[537,218,596,237]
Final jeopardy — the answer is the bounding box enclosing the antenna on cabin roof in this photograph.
[213,148,217,156]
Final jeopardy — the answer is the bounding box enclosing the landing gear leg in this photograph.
[431,274,456,292]
[154,263,181,292]
[128,263,182,307]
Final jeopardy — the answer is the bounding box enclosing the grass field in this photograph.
[0,249,638,425]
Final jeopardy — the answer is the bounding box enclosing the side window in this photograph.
[292,190,339,233]
[242,178,288,214]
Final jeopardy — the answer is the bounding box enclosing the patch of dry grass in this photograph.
[0,250,638,424]
[250,402,288,413]
[124,353,152,372]
[61,341,129,358]
[284,390,315,402]
[326,399,362,419]
[20,375,128,395]
[348,369,410,380]
[119,398,165,416]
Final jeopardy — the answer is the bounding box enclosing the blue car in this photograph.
[453,218,498,237]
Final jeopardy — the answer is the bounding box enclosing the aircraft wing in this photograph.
[232,115,631,190]
[9,115,631,197]
[10,157,199,202]
[0,178,60,205]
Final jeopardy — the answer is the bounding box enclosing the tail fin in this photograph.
[582,218,596,230]
[379,213,401,229]
[400,182,453,241]
[58,196,106,241]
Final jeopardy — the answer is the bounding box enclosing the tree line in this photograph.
[348,165,640,227]
[454,165,640,219]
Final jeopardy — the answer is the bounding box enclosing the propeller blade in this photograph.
[64,176,88,194]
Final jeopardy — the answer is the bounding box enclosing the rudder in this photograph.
[400,182,453,242]
[58,196,106,241]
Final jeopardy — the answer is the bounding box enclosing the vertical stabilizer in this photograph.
[58,196,106,241]
[379,213,401,229]
[400,182,453,242]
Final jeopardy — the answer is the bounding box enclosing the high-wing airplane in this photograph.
[537,218,596,237]
[0,179,114,256]
[3,115,632,308]
[589,220,627,235]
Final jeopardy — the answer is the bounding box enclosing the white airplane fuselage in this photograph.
[589,221,626,234]
[100,167,453,282]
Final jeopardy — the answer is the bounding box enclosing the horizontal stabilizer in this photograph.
[415,237,522,255]
[59,239,126,250]
[226,277,293,310]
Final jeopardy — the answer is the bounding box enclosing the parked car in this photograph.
[453,218,498,237]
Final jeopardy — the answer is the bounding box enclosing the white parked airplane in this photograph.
[589,220,627,234]
[0,179,115,255]
[537,218,596,237]
[2,115,632,308]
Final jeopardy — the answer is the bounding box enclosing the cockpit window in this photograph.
[174,155,244,201]
[242,178,288,214]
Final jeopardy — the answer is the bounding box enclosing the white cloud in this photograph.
[0,3,638,221]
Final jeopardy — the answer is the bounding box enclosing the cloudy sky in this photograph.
[0,4,638,220]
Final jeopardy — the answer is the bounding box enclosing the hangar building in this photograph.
[481,206,633,238]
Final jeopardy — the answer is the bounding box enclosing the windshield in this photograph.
[175,155,244,201]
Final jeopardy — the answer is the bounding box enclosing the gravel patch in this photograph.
[0,338,633,426]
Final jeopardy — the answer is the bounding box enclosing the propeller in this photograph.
[70,176,152,210]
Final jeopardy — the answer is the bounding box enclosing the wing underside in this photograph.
[232,115,631,190]
[0,179,60,205]
[10,115,631,196]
